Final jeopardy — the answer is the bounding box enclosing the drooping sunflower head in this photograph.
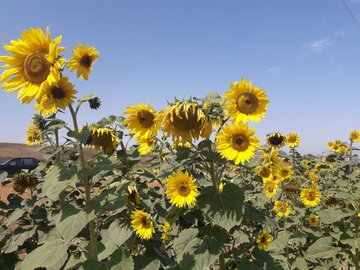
[137,136,156,155]
[263,179,278,199]
[273,200,291,218]
[215,123,260,165]
[314,162,331,172]
[286,133,300,148]
[124,104,159,139]
[0,27,65,103]
[159,101,211,144]
[266,132,287,149]
[68,43,99,80]
[128,185,141,206]
[224,78,269,123]
[130,210,155,240]
[309,213,319,227]
[165,171,199,208]
[202,101,225,127]
[256,229,272,250]
[300,187,321,207]
[12,172,38,194]
[89,127,120,154]
[282,180,300,196]
[161,221,171,241]
[35,77,77,115]
[350,130,360,143]
[26,125,42,146]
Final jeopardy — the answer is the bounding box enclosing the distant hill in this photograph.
[0,143,95,164]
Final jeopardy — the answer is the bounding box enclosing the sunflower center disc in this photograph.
[260,167,270,178]
[231,134,250,151]
[141,216,150,228]
[172,106,202,131]
[236,92,259,114]
[178,184,190,196]
[137,110,154,128]
[51,87,66,100]
[308,192,315,201]
[80,55,92,68]
[261,236,266,243]
[24,52,51,84]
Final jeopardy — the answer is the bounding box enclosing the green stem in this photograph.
[219,252,226,270]
[68,104,98,261]
[284,217,289,265]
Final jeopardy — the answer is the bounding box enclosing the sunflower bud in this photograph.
[88,97,101,110]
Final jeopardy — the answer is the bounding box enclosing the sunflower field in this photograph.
[0,27,360,270]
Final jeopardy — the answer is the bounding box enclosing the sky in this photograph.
[0,0,360,154]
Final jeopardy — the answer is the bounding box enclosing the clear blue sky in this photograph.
[1,0,360,154]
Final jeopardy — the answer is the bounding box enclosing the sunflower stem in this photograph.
[219,252,226,270]
[68,104,98,261]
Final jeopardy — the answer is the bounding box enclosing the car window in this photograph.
[8,159,21,166]
[23,158,35,166]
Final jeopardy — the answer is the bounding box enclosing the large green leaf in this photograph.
[55,203,96,242]
[304,237,340,262]
[173,227,225,270]
[317,208,354,224]
[198,183,244,230]
[42,165,78,201]
[3,227,36,253]
[237,249,284,270]
[19,239,69,270]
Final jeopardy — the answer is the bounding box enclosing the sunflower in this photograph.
[303,159,313,170]
[137,136,156,155]
[215,123,260,165]
[309,213,319,227]
[224,79,269,123]
[286,133,300,148]
[161,221,171,241]
[130,210,155,240]
[124,104,159,139]
[350,130,360,143]
[35,77,77,115]
[89,127,120,154]
[300,187,321,207]
[256,165,272,180]
[309,171,318,187]
[261,149,280,174]
[314,162,331,172]
[263,179,278,198]
[0,27,65,103]
[273,201,291,218]
[165,171,199,208]
[26,125,42,146]
[267,132,287,149]
[68,43,99,80]
[257,229,272,250]
[278,164,292,181]
[159,101,212,144]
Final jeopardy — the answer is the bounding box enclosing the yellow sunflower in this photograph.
[224,78,269,123]
[90,127,120,154]
[130,210,155,240]
[256,165,272,180]
[300,187,321,207]
[257,229,272,250]
[350,130,360,143]
[35,77,77,115]
[261,148,280,175]
[124,104,159,139]
[159,101,212,144]
[215,123,260,165]
[303,159,313,170]
[263,179,278,198]
[137,136,156,155]
[278,164,292,181]
[165,171,199,208]
[286,133,300,148]
[309,213,319,227]
[68,43,99,80]
[309,171,318,187]
[273,201,291,218]
[161,221,171,241]
[0,27,65,103]
[267,132,287,149]
[26,125,42,146]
